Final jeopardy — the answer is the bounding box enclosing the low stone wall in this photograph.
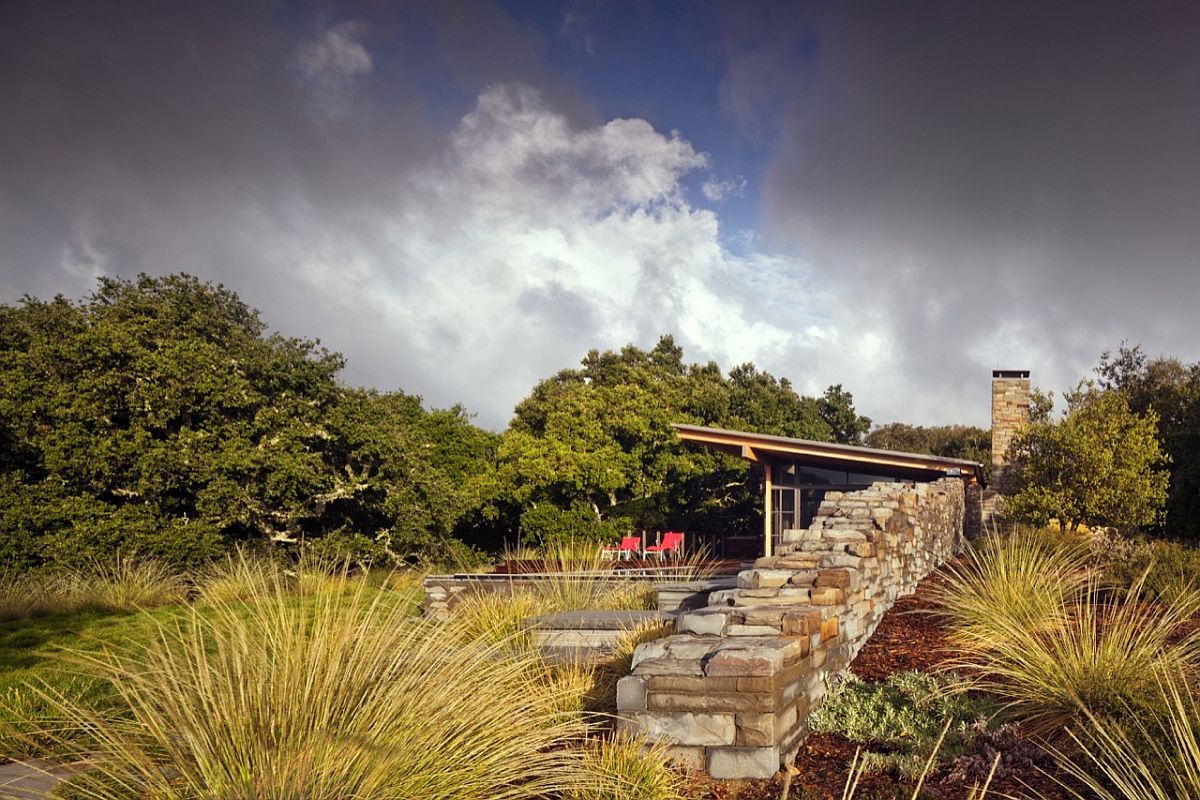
[423,572,738,619]
[615,479,966,779]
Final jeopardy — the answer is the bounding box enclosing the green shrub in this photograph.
[809,671,996,778]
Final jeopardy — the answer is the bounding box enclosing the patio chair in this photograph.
[600,535,642,560]
[644,531,684,560]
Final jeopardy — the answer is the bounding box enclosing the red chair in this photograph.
[601,535,642,560]
[644,531,684,560]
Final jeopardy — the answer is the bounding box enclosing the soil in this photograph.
[689,570,1084,800]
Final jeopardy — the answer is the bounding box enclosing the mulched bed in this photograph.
[692,568,1084,800]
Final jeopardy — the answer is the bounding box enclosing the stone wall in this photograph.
[615,478,966,779]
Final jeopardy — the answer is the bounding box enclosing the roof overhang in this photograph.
[673,423,985,486]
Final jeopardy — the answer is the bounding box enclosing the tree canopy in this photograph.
[489,336,871,546]
[1095,344,1200,539]
[0,274,494,569]
[866,423,991,480]
[0,275,875,567]
[999,383,1170,535]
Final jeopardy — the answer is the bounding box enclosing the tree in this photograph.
[867,423,991,480]
[492,335,871,545]
[0,274,494,569]
[1000,385,1170,534]
[1096,344,1200,539]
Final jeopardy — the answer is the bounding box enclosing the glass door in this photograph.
[771,486,797,553]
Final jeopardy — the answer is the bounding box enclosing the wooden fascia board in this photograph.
[679,430,974,479]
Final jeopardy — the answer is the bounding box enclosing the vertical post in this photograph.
[763,463,773,558]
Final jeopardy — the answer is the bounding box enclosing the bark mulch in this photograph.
[692,569,1082,800]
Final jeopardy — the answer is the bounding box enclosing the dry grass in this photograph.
[943,545,1200,735]
[0,557,187,622]
[929,528,1093,651]
[566,732,689,800]
[1050,670,1200,800]
[19,571,594,800]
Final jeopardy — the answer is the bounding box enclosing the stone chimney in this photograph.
[990,370,1030,487]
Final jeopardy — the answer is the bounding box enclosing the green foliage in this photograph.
[1001,384,1170,534]
[493,335,870,544]
[866,423,991,481]
[1097,344,1200,540]
[0,274,496,569]
[518,504,627,548]
[809,671,996,779]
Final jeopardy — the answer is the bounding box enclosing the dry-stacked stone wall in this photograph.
[616,478,966,779]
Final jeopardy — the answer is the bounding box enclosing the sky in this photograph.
[3,1,1199,431]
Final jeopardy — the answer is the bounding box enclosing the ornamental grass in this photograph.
[19,569,593,800]
[928,527,1093,651]
[1051,670,1200,800]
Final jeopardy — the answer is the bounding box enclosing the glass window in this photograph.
[800,489,826,529]
[772,463,798,486]
[798,466,847,485]
[847,470,901,485]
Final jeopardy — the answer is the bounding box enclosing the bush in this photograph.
[809,671,997,778]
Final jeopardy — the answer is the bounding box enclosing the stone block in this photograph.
[814,569,852,588]
[677,609,729,637]
[616,676,647,711]
[707,745,781,779]
[789,571,817,586]
[819,553,864,569]
[647,675,738,693]
[735,712,776,746]
[704,647,784,677]
[663,745,706,772]
[739,607,786,627]
[780,608,822,637]
[631,658,704,676]
[809,586,845,605]
[737,569,795,589]
[820,616,839,642]
[726,624,782,636]
[626,711,736,746]
[648,690,773,714]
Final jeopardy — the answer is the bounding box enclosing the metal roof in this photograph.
[672,423,986,486]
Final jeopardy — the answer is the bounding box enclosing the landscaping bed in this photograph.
[691,570,1081,800]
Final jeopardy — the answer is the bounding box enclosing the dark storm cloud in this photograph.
[1,1,811,429]
[720,0,1200,424]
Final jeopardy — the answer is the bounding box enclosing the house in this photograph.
[674,370,1029,556]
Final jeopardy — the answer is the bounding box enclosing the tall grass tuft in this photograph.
[0,571,77,620]
[952,572,1200,734]
[194,550,284,605]
[1051,670,1200,800]
[64,556,188,612]
[566,733,688,800]
[21,571,591,800]
[929,527,1093,651]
